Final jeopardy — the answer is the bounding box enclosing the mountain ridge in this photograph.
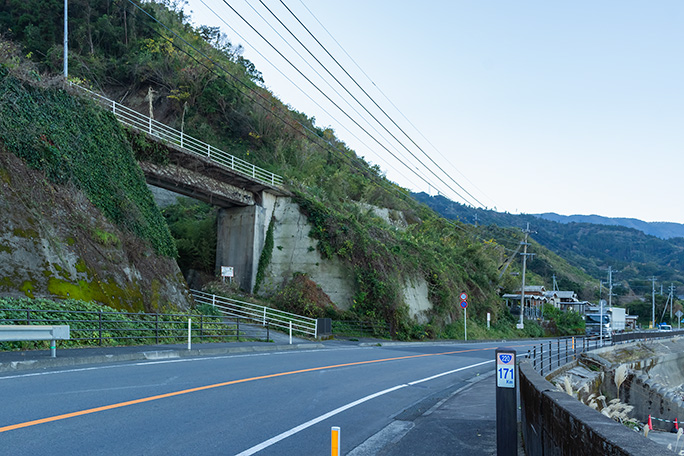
[533,213,684,240]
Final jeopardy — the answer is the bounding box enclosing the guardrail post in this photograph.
[289,321,293,345]
[263,307,266,326]
[180,131,184,149]
[200,315,204,340]
[557,339,560,368]
[236,317,240,341]
[548,341,552,373]
[187,318,192,350]
[252,164,256,178]
[99,311,103,346]
[207,144,211,158]
[26,309,30,325]
[266,321,270,342]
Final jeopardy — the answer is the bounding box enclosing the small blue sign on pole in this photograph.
[496,352,515,388]
[460,300,468,309]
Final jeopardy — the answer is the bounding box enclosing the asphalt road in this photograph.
[0,340,534,455]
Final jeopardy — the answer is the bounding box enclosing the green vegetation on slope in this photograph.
[415,192,684,299]
[0,1,590,338]
[0,63,176,257]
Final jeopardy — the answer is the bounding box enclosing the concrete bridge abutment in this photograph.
[215,192,276,293]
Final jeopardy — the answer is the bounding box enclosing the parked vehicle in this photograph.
[585,306,626,338]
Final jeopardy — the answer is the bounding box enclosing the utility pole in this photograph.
[650,276,657,329]
[517,224,532,329]
[552,275,559,292]
[670,284,676,320]
[63,0,68,78]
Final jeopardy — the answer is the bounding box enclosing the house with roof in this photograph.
[502,285,548,318]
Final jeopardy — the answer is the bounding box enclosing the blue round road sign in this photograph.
[460,300,468,309]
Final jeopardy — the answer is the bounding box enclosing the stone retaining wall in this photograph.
[519,361,664,455]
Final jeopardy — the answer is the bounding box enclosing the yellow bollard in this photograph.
[331,426,341,456]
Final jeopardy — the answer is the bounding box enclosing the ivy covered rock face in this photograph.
[0,69,189,312]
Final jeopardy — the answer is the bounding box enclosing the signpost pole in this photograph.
[460,292,468,341]
[496,349,517,456]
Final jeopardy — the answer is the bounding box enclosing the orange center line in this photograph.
[0,344,515,433]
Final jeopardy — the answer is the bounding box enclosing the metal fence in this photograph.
[191,290,318,338]
[74,85,283,187]
[0,307,268,346]
[332,320,391,339]
[528,330,684,376]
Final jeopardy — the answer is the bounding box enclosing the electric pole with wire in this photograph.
[650,276,657,329]
[517,223,533,329]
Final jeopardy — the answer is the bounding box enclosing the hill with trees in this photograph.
[413,192,684,316]
[0,0,595,338]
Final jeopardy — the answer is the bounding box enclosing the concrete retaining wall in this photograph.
[519,361,664,456]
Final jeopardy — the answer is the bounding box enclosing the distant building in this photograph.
[544,290,587,313]
[503,286,547,318]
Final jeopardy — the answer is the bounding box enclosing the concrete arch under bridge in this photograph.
[139,142,288,293]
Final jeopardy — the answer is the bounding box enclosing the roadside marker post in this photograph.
[496,349,517,456]
[331,426,341,456]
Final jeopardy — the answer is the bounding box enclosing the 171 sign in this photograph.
[496,351,516,389]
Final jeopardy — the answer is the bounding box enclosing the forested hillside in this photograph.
[414,192,684,303]
[0,0,595,337]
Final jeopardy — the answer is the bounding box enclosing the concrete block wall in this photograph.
[519,361,665,456]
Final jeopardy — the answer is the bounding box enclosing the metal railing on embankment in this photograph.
[191,290,318,338]
[528,329,684,376]
[0,307,267,347]
[74,85,283,188]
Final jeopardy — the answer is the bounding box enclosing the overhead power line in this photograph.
[194,0,430,188]
[257,0,482,208]
[277,0,487,208]
[213,0,463,200]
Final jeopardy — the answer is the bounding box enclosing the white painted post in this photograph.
[187,318,192,350]
[180,131,184,149]
[263,307,266,326]
[289,321,293,345]
[207,144,211,158]
[212,294,215,309]
[464,307,467,341]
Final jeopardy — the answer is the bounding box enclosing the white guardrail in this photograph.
[74,85,283,187]
[191,290,317,338]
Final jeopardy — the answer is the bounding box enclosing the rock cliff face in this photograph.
[0,150,190,312]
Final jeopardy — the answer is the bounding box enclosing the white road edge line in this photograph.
[235,359,495,456]
[0,348,367,380]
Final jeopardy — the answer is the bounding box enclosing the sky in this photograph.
[182,0,684,223]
